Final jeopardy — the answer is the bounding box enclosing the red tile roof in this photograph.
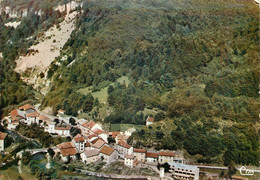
[60,147,78,157]
[158,151,175,157]
[39,115,49,121]
[125,154,135,159]
[146,152,158,158]
[26,111,40,117]
[88,134,98,140]
[19,104,35,111]
[100,145,115,156]
[73,134,85,143]
[93,139,106,149]
[82,121,96,129]
[10,109,25,121]
[91,137,102,144]
[93,129,106,135]
[85,142,91,147]
[146,116,154,122]
[57,142,75,149]
[0,132,7,140]
[55,125,71,130]
[109,132,121,138]
[118,140,132,149]
[134,148,147,153]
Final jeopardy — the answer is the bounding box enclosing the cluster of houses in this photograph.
[53,118,184,171]
[5,104,199,179]
[7,104,50,130]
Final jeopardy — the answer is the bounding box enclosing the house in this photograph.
[57,109,66,115]
[73,134,86,153]
[93,129,108,143]
[124,127,136,137]
[108,132,121,139]
[99,145,118,164]
[124,154,136,168]
[81,149,100,164]
[26,111,40,125]
[8,109,26,129]
[115,140,133,159]
[39,115,50,126]
[0,132,7,152]
[134,148,146,162]
[57,142,78,162]
[115,134,129,144]
[92,139,106,150]
[146,152,158,163]
[46,123,71,136]
[82,121,102,131]
[19,104,35,114]
[168,163,199,180]
[158,151,175,164]
[146,116,154,126]
[88,134,98,142]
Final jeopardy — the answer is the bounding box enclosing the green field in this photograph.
[110,123,145,132]
[77,76,130,104]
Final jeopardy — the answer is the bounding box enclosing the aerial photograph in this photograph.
[0,0,259,179]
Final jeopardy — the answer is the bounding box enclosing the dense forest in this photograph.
[0,0,259,166]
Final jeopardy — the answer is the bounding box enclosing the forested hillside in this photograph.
[0,0,259,166]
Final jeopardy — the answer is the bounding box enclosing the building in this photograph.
[146,116,154,126]
[134,148,146,162]
[46,123,71,136]
[26,111,40,125]
[82,121,102,131]
[57,142,78,162]
[115,134,129,144]
[124,127,136,137]
[115,140,133,159]
[124,154,136,168]
[99,145,118,164]
[8,109,26,129]
[158,151,175,164]
[73,134,86,153]
[92,139,106,150]
[93,129,108,143]
[146,152,158,163]
[0,132,7,151]
[19,104,35,114]
[168,163,199,180]
[81,149,100,164]
[57,109,66,115]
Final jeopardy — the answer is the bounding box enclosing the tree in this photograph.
[107,136,115,144]
[75,153,81,161]
[47,148,55,159]
[69,117,76,125]
[70,127,81,137]
[83,93,94,112]
[54,119,59,125]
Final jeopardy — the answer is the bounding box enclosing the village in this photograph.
[0,103,203,179]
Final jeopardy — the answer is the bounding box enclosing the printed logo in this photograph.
[239,166,254,176]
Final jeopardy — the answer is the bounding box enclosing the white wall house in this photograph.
[146,116,154,126]
[99,145,118,164]
[124,154,136,168]
[115,141,133,159]
[158,151,175,164]
[81,149,100,164]
[73,134,86,153]
[169,163,199,180]
[0,132,7,152]
[146,152,158,163]
[46,123,71,136]
[133,148,146,162]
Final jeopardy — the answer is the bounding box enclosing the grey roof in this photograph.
[168,163,198,171]
[84,149,99,157]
